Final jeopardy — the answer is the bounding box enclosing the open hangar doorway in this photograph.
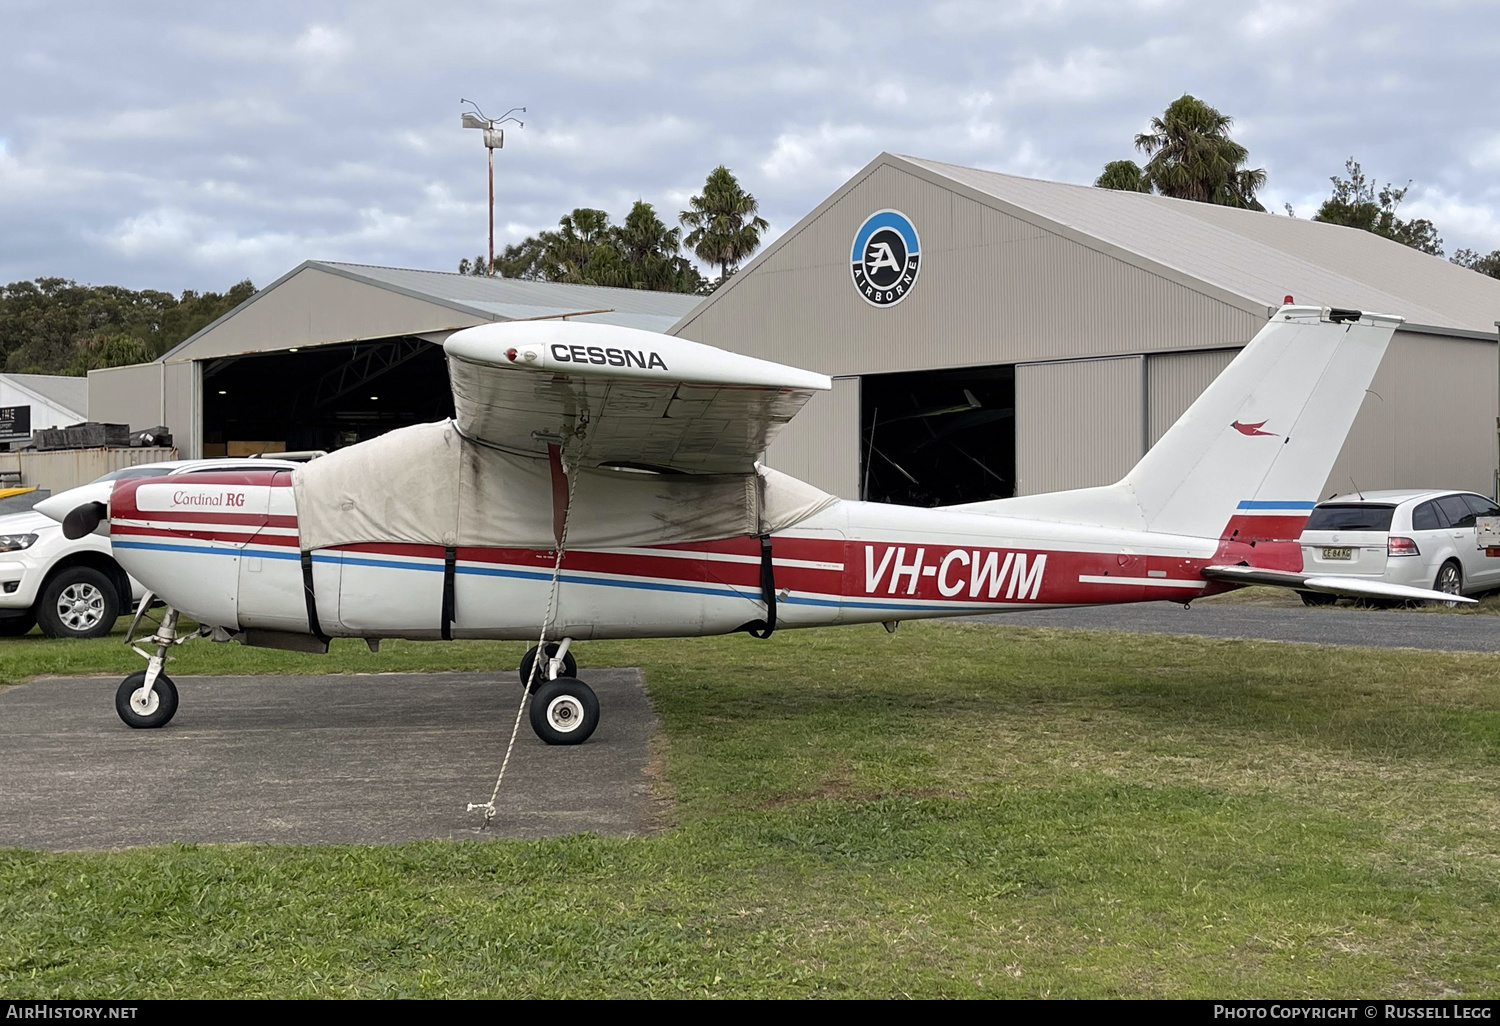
[859,364,1015,506]
[201,336,454,456]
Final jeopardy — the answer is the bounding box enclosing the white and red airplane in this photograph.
[39,304,1469,743]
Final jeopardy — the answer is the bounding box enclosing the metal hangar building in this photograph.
[86,154,1500,505]
[669,152,1500,506]
[88,261,701,458]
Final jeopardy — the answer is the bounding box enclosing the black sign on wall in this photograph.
[0,405,31,440]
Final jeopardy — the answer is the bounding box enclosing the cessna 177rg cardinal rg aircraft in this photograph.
[39,305,1469,745]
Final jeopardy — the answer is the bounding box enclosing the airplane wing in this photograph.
[444,321,831,474]
[1202,565,1477,604]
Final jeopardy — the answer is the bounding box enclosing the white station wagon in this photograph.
[1297,489,1500,605]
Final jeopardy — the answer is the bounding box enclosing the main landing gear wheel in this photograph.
[518,643,577,691]
[529,678,599,746]
[1298,590,1336,607]
[115,670,179,729]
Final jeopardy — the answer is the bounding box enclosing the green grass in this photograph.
[2,617,1500,997]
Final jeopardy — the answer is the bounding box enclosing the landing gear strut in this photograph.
[518,637,598,745]
[116,595,201,729]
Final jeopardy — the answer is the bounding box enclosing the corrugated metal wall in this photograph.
[1146,348,1240,447]
[170,267,487,362]
[0,447,177,492]
[87,363,163,435]
[674,162,1264,377]
[764,378,860,498]
[1324,330,1499,499]
[1016,356,1144,495]
[163,362,201,459]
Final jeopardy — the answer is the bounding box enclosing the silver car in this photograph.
[1297,489,1500,605]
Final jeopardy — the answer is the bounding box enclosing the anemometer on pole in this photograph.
[461,99,525,277]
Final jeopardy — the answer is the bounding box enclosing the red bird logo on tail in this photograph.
[1231,420,1278,437]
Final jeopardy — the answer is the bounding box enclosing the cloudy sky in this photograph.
[4,0,1499,293]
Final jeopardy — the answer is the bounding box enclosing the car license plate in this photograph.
[1322,547,1352,560]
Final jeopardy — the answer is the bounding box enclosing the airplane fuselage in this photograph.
[106,469,1292,643]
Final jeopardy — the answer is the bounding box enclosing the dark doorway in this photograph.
[859,364,1014,506]
[202,338,454,455]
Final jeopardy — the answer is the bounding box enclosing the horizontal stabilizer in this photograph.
[1202,565,1476,604]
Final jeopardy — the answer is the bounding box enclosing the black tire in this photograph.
[1433,561,1464,608]
[36,566,120,640]
[519,643,578,692]
[529,678,599,746]
[0,612,36,636]
[115,670,179,729]
[1298,590,1336,607]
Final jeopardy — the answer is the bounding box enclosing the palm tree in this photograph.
[680,166,770,282]
[1133,95,1266,210]
[1095,159,1149,192]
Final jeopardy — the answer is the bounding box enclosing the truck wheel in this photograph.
[36,566,120,640]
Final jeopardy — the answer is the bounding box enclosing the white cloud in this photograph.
[2,0,1499,290]
[760,122,877,185]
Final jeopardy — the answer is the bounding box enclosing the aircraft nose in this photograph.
[62,501,109,539]
[34,481,114,534]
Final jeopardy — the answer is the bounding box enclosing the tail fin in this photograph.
[960,306,1401,540]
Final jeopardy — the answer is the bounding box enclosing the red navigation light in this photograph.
[505,348,518,362]
[1284,295,1294,305]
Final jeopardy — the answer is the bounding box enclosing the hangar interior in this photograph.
[201,337,453,454]
[859,363,1014,505]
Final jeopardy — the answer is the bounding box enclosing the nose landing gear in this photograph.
[115,595,202,729]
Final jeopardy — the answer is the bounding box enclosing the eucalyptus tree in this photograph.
[1312,159,1443,256]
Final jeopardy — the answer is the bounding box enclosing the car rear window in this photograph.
[1462,493,1500,518]
[1304,504,1395,531]
[1436,494,1477,529]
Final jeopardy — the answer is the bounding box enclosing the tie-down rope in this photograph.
[467,448,581,828]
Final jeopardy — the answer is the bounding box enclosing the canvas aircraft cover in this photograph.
[443,321,831,474]
[292,420,838,552]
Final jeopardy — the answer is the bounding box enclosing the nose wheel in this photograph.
[116,670,179,729]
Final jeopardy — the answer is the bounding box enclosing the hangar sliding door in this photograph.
[1016,356,1143,496]
[1145,348,1240,449]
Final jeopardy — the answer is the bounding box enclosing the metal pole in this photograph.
[487,146,495,276]
[1494,320,1499,500]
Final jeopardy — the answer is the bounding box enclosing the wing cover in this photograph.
[292,421,838,552]
[445,321,830,474]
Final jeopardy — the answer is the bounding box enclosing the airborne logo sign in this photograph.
[862,544,1047,601]
[851,209,921,308]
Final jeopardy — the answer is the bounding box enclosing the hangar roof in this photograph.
[675,152,1500,340]
[162,260,704,363]
[0,373,88,419]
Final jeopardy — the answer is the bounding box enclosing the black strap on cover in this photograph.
[300,551,331,644]
[742,534,778,639]
[441,546,457,641]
